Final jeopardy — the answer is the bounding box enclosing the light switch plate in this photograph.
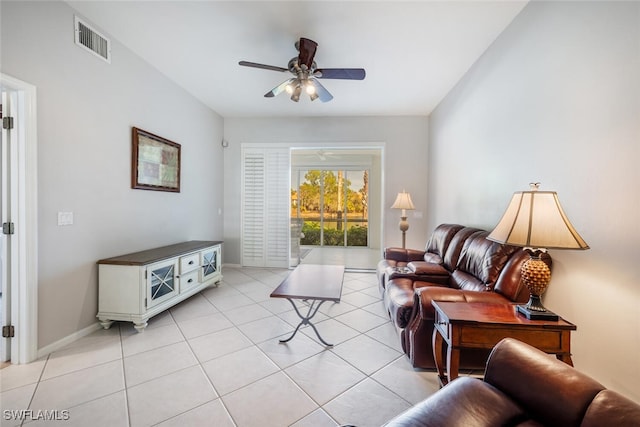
[58,212,74,226]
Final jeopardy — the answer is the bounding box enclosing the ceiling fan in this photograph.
[239,37,366,103]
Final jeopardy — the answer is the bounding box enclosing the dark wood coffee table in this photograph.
[432,301,577,386]
[270,264,345,346]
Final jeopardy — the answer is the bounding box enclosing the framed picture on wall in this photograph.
[131,127,181,192]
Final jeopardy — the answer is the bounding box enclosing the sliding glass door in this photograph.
[292,169,369,248]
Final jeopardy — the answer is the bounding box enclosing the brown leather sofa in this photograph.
[385,338,640,427]
[377,224,551,369]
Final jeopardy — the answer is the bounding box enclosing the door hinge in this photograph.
[2,222,15,235]
[2,116,14,130]
[2,325,15,338]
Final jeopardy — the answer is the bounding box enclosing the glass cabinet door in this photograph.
[201,246,221,282]
[146,259,179,308]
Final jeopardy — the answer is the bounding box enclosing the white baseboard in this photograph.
[37,322,103,359]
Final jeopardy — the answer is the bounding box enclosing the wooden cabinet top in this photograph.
[98,240,223,266]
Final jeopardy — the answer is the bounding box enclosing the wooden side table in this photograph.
[432,301,576,386]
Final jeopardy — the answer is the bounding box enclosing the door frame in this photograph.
[1,73,38,364]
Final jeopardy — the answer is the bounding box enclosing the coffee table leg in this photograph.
[279,299,333,346]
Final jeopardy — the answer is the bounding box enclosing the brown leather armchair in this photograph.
[385,338,640,427]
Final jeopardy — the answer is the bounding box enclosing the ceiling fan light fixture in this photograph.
[240,37,366,103]
[305,81,316,95]
[291,84,302,102]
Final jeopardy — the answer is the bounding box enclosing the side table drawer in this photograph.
[434,312,450,341]
[460,327,565,351]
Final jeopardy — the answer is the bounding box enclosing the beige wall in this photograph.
[1,1,224,349]
[429,1,640,400]
[222,116,429,265]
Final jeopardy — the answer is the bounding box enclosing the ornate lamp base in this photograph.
[517,296,559,321]
[517,251,559,321]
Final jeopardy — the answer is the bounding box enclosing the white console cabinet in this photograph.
[97,241,222,332]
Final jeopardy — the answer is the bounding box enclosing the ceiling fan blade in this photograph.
[298,38,318,69]
[264,78,296,98]
[309,79,333,102]
[239,61,288,73]
[315,68,366,80]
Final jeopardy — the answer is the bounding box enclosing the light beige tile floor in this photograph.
[0,267,441,427]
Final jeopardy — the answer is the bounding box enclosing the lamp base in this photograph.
[516,304,559,321]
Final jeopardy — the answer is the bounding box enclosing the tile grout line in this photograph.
[117,323,132,427]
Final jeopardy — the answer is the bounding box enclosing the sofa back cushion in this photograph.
[451,231,518,292]
[442,227,482,271]
[423,224,464,264]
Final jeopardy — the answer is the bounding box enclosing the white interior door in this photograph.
[1,90,18,362]
[0,73,38,364]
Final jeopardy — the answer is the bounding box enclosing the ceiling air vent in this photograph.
[74,16,111,63]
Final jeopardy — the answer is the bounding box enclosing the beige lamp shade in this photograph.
[391,191,415,211]
[487,185,589,250]
[488,183,588,320]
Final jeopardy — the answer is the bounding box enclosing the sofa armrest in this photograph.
[384,247,425,262]
[581,390,640,427]
[407,261,448,276]
[485,338,606,427]
[384,377,526,427]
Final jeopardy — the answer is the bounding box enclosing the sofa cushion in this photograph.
[442,227,481,271]
[423,224,464,263]
[452,231,518,291]
[422,253,443,264]
[384,377,527,427]
[414,286,511,321]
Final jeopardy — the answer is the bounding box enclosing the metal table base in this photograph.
[279,299,332,346]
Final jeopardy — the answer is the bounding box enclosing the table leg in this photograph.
[432,327,447,386]
[446,343,461,384]
[556,353,574,366]
[279,298,333,346]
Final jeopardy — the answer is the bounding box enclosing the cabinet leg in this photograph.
[133,321,148,333]
[99,319,114,330]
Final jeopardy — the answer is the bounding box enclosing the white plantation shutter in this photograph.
[241,147,290,267]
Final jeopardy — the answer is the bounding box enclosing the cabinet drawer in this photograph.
[179,269,200,292]
[180,253,200,273]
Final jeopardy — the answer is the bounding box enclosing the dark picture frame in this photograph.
[131,127,181,192]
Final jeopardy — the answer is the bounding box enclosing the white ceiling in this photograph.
[66,1,528,118]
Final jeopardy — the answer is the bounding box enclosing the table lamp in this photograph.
[391,191,415,249]
[487,183,589,320]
